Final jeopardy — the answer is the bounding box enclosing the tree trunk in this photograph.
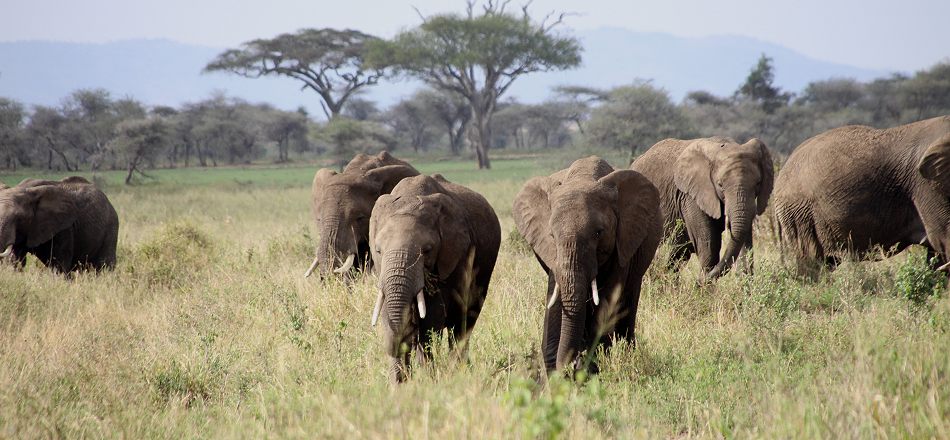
[473,114,492,169]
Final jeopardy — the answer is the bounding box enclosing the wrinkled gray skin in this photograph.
[513,156,662,373]
[370,174,500,382]
[774,116,950,272]
[632,137,774,279]
[0,176,118,273]
[306,151,418,277]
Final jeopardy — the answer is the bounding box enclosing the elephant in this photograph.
[0,176,118,273]
[773,116,950,271]
[631,137,774,279]
[304,151,419,277]
[512,156,662,373]
[369,174,500,382]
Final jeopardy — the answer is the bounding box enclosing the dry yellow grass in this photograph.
[0,158,948,438]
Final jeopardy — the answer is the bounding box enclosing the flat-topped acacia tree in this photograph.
[204,28,385,120]
[367,1,582,169]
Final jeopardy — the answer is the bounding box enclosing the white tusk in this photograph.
[547,283,559,309]
[303,256,320,278]
[937,261,950,272]
[0,244,12,258]
[333,254,355,274]
[416,290,427,319]
[371,288,384,327]
[591,279,600,306]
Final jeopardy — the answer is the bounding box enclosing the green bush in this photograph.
[894,252,946,307]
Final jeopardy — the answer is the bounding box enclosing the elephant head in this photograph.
[515,158,659,371]
[0,182,77,260]
[305,163,418,277]
[673,138,774,278]
[368,176,476,364]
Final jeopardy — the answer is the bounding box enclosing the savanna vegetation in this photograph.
[1,157,949,438]
[2,1,950,437]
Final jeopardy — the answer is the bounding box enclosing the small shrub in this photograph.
[894,252,946,307]
[130,221,215,288]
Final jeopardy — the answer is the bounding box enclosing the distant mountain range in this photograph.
[0,28,894,116]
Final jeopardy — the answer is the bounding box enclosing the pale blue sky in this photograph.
[2,0,948,71]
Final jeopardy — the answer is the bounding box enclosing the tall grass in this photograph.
[0,158,947,438]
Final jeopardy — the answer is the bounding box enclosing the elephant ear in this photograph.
[364,164,419,195]
[512,176,557,270]
[674,142,722,219]
[745,138,775,215]
[24,185,77,248]
[918,135,950,189]
[426,193,473,280]
[599,170,661,264]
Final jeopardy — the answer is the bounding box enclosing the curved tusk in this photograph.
[0,244,12,258]
[416,290,427,319]
[547,283,559,309]
[333,254,355,274]
[303,256,320,278]
[591,279,600,306]
[371,288,384,327]
[937,261,950,272]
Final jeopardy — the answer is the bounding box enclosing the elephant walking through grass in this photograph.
[513,156,662,373]
[0,176,118,273]
[369,174,500,382]
[774,116,950,272]
[305,151,418,277]
[631,137,774,279]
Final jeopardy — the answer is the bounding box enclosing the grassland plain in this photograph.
[1,154,949,439]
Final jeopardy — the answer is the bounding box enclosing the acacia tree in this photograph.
[109,117,171,184]
[368,1,582,169]
[205,28,386,120]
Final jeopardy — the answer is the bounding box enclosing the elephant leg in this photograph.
[50,232,75,273]
[615,246,653,345]
[540,271,561,372]
[682,201,722,273]
[666,224,693,272]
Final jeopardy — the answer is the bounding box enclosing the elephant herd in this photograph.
[3,115,950,381]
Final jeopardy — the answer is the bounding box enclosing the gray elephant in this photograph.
[0,176,118,272]
[513,156,662,373]
[774,116,950,271]
[369,174,500,382]
[305,151,419,277]
[631,137,774,279]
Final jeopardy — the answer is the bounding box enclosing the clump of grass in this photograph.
[128,220,215,288]
[504,228,534,256]
[149,360,217,408]
[894,251,946,307]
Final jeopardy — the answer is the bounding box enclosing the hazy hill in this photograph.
[0,28,891,115]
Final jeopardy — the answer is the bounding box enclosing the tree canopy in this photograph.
[367,0,582,168]
[205,28,385,120]
[736,54,791,114]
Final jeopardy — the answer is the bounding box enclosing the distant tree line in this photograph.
[2,55,950,181]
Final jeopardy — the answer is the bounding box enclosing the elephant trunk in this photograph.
[381,250,424,356]
[309,215,358,276]
[554,240,590,371]
[709,188,755,279]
